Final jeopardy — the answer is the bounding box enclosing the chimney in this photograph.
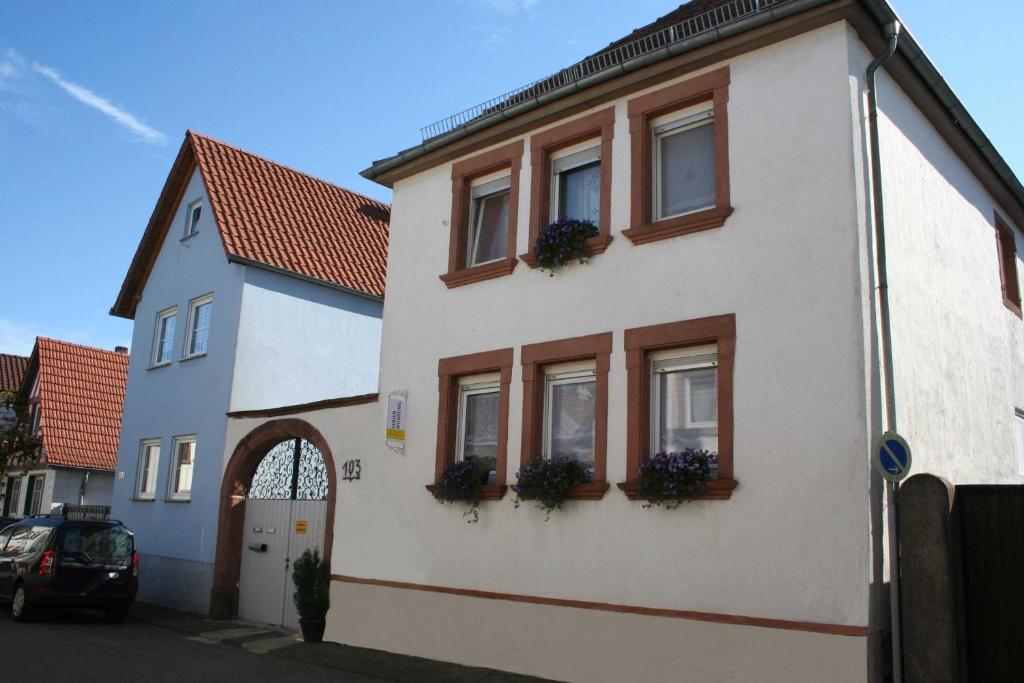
[114,346,129,355]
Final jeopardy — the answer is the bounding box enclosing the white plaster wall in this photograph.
[111,167,244,611]
[330,22,872,637]
[229,266,383,412]
[848,42,1024,485]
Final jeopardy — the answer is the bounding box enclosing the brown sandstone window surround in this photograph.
[624,67,732,246]
[429,348,513,500]
[520,108,615,267]
[619,314,737,500]
[520,332,612,499]
[995,213,1022,318]
[440,141,524,288]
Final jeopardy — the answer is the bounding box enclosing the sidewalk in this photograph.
[130,602,552,682]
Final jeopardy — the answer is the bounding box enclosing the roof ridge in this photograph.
[37,336,130,358]
[186,129,391,209]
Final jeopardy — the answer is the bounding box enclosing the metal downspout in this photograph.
[866,20,902,683]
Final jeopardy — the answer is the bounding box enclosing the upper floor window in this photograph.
[441,141,523,288]
[184,294,213,358]
[168,436,196,501]
[625,67,732,245]
[542,362,598,479]
[455,374,501,484]
[467,177,511,268]
[136,439,161,500]
[649,345,719,456]
[184,200,202,238]
[152,307,176,366]
[551,146,601,225]
[995,213,1022,317]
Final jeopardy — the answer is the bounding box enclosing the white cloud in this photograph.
[480,0,539,15]
[0,320,40,357]
[31,61,166,145]
[0,47,27,91]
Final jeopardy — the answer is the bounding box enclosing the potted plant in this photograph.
[635,449,718,509]
[292,547,329,642]
[533,218,599,274]
[433,455,496,523]
[512,457,589,519]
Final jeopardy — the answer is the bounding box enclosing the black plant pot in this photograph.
[299,617,326,643]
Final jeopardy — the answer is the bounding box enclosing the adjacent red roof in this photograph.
[0,353,29,393]
[112,131,390,318]
[31,338,129,471]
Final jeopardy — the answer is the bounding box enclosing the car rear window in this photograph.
[60,526,133,564]
[5,526,53,554]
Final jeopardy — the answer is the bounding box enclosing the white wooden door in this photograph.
[281,500,329,631]
[238,500,293,626]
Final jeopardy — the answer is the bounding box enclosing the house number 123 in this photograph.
[342,459,361,481]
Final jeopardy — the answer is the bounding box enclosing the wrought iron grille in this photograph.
[420,0,792,141]
[248,438,328,501]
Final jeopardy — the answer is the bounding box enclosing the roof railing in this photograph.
[419,0,793,141]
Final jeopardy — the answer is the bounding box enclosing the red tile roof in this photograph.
[32,338,129,471]
[112,131,390,318]
[0,353,28,394]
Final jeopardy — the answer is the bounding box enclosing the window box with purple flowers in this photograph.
[426,455,505,523]
[527,218,610,274]
[512,457,600,519]
[617,450,737,506]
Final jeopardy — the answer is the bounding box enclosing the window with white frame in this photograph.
[184,295,213,357]
[152,307,176,366]
[542,361,597,477]
[650,344,719,457]
[136,439,161,500]
[24,474,44,516]
[550,145,601,224]
[184,199,202,237]
[1015,409,1024,475]
[651,106,716,222]
[466,176,511,268]
[3,477,21,516]
[168,436,196,500]
[455,374,501,484]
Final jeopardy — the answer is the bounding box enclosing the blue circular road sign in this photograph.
[873,432,912,482]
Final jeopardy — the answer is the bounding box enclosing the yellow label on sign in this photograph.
[386,428,406,440]
[295,520,308,534]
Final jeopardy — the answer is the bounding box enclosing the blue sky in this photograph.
[0,0,1020,357]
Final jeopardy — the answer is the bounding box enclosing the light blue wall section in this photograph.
[111,167,243,612]
[228,265,383,412]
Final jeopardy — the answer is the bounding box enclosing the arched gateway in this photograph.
[211,419,336,628]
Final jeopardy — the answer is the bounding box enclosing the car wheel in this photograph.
[104,603,130,624]
[11,585,31,622]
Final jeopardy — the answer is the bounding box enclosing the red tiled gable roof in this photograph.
[0,353,29,393]
[111,131,390,318]
[33,337,129,471]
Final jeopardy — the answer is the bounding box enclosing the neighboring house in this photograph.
[257,0,1020,681]
[0,353,28,395]
[109,131,389,614]
[1,338,128,518]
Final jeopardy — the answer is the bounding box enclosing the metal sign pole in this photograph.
[887,479,903,683]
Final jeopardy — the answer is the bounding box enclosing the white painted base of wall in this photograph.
[137,553,214,615]
[326,581,868,683]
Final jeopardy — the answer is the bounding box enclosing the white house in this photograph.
[244,0,1020,681]
[1,338,128,518]
[109,131,389,615]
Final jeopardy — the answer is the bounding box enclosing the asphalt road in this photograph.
[0,604,381,682]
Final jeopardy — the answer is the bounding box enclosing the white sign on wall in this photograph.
[385,390,407,453]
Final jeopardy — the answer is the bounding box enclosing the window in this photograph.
[542,363,598,479]
[168,436,196,501]
[441,141,523,288]
[152,307,176,366]
[625,67,731,245]
[467,177,511,268]
[521,332,611,499]
[24,474,44,516]
[184,294,213,357]
[523,108,614,267]
[455,375,501,483]
[136,440,161,500]
[622,314,736,500]
[5,526,52,554]
[995,214,1022,317]
[432,349,513,498]
[1015,409,1024,476]
[3,477,21,516]
[184,200,202,237]
[0,526,14,550]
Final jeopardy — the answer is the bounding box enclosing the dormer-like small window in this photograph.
[184,200,202,238]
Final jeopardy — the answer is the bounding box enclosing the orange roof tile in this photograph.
[33,338,129,471]
[112,131,390,318]
[0,353,28,393]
